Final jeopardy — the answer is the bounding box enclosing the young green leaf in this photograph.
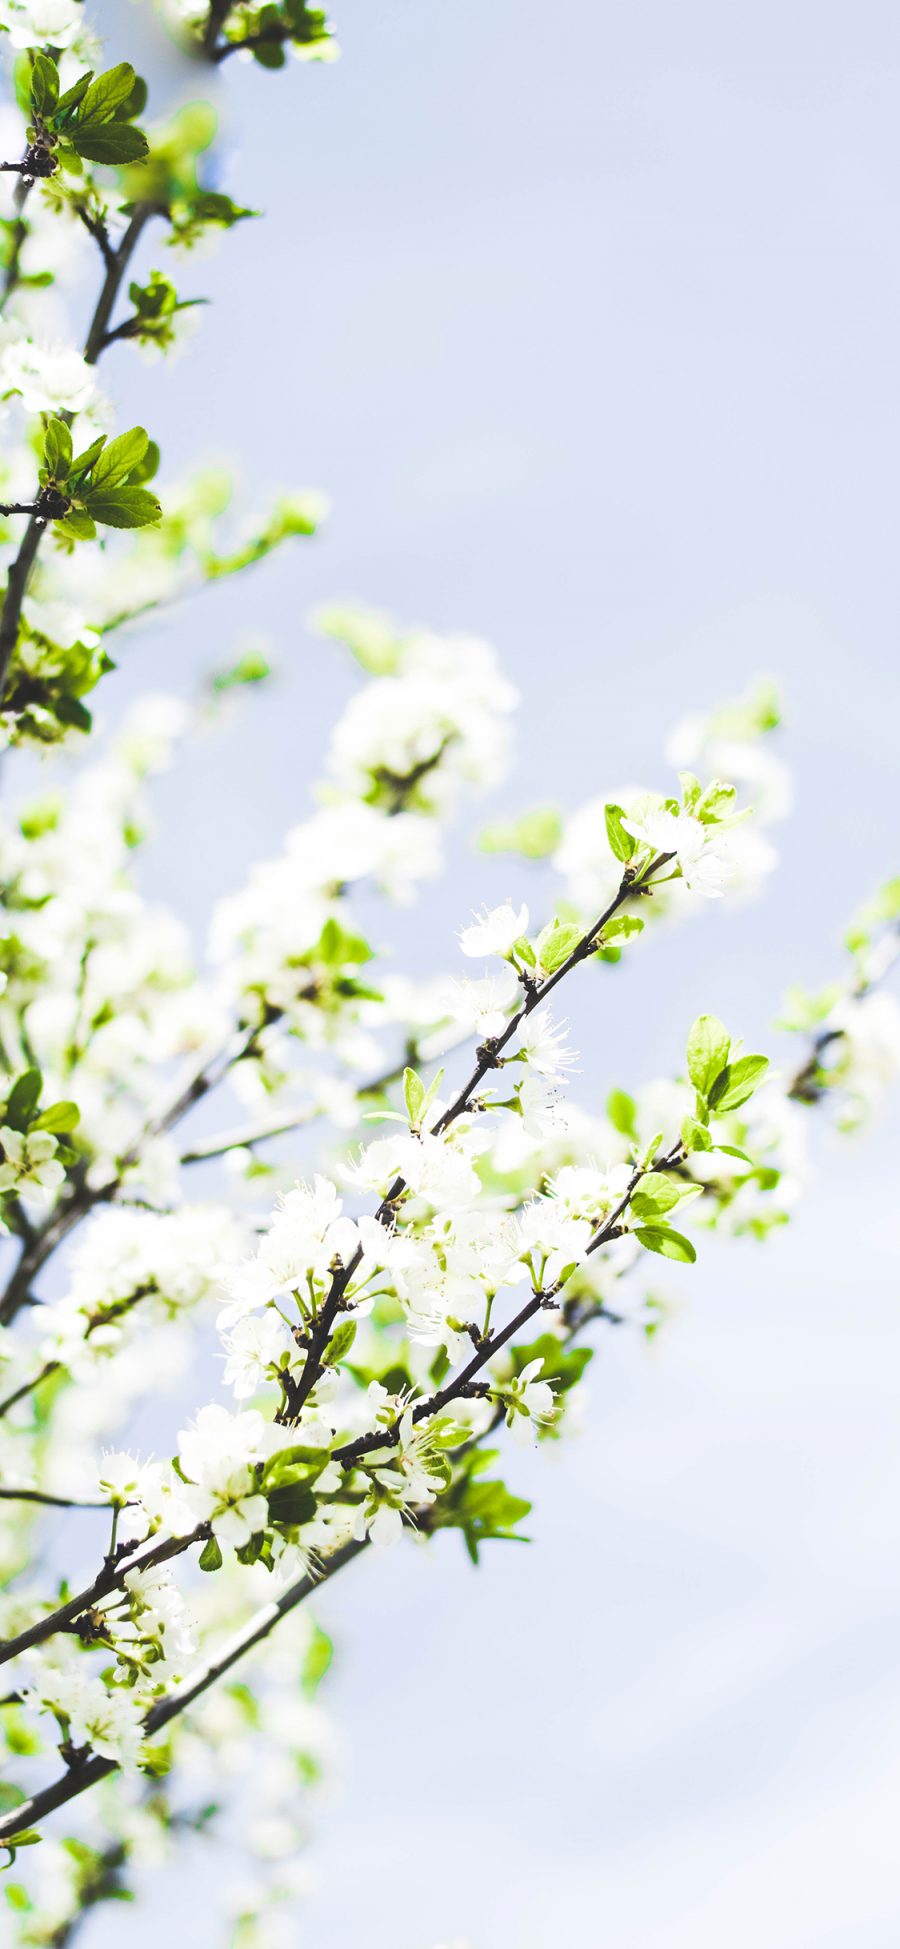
[30,52,59,117]
[78,63,139,125]
[54,510,97,543]
[479,806,563,859]
[630,1172,701,1220]
[606,1087,637,1137]
[634,1223,697,1264]
[686,1014,731,1099]
[323,1319,356,1366]
[708,1054,769,1114]
[605,802,635,863]
[32,1101,80,1134]
[266,1482,318,1527]
[69,436,107,480]
[69,125,149,166]
[536,918,581,974]
[88,426,149,491]
[81,487,161,529]
[42,418,72,480]
[198,1536,223,1572]
[54,72,93,123]
[599,913,643,945]
[4,1069,42,1132]
[403,1066,426,1127]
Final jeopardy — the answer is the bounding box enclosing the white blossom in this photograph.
[459,901,528,960]
[515,1008,577,1079]
[621,804,734,898]
[0,0,84,47]
[0,1126,65,1198]
[0,336,99,415]
[175,1405,270,1550]
[30,1670,146,1769]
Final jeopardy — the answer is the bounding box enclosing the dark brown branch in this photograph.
[0,1524,207,1669]
[283,854,674,1421]
[0,202,157,705]
[332,1142,682,1470]
[0,1535,365,1842]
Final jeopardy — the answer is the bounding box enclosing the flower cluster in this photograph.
[0,8,894,1949]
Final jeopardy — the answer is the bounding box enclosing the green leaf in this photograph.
[198,1536,223,1572]
[78,63,137,125]
[4,1068,42,1132]
[88,426,149,491]
[70,437,106,480]
[437,1467,532,1563]
[696,778,737,823]
[634,1224,697,1264]
[708,1054,769,1114]
[606,1087,637,1137]
[42,418,72,480]
[605,803,635,862]
[2,1830,41,1864]
[54,72,93,123]
[81,487,161,529]
[253,39,287,67]
[323,1319,356,1366]
[32,1101,80,1134]
[536,918,581,974]
[128,438,159,487]
[403,1066,425,1127]
[511,1332,592,1392]
[301,1624,333,1696]
[30,52,59,117]
[55,696,92,732]
[478,806,563,859]
[266,1482,317,1527]
[686,1014,731,1099]
[54,510,96,543]
[599,914,643,945]
[630,1172,699,1220]
[69,125,149,165]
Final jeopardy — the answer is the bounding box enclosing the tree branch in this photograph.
[281,853,674,1421]
[0,201,157,705]
[0,1524,207,1669]
[333,1140,682,1469]
[0,1535,365,1842]
[0,1019,267,1327]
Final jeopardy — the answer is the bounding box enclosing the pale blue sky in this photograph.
[75,2,900,1943]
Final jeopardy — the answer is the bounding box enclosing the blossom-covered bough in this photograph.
[0,3,898,1942]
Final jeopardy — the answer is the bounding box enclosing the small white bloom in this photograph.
[222,1310,289,1400]
[0,1125,65,1199]
[622,804,733,898]
[442,966,520,1037]
[0,0,84,48]
[459,901,528,960]
[516,1007,577,1079]
[31,1671,145,1769]
[0,337,98,415]
[506,1357,556,1444]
